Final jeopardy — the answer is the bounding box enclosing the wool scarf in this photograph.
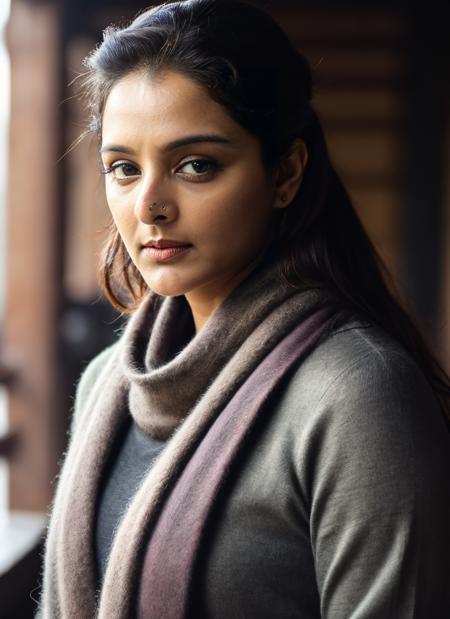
[40,253,339,618]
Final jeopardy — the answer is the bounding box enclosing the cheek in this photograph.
[226,165,273,219]
[106,189,137,247]
[195,170,272,243]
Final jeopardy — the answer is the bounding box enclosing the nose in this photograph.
[134,178,176,225]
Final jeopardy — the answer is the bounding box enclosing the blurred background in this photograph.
[0,0,449,615]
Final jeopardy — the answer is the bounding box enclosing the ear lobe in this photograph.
[273,138,308,209]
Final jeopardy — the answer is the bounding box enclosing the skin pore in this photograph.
[101,70,307,332]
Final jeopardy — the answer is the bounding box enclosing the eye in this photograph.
[176,158,222,181]
[102,161,140,180]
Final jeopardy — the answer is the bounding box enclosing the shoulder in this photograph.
[75,341,120,405]
[304,320,422,391]
[278,320,449,480]
[286,320,442,424]
[70,341,121,434]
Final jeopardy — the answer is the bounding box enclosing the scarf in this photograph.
[40,253,340,618]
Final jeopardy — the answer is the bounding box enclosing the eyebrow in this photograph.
[100,133,236,155]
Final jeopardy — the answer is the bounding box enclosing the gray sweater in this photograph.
[81,321,450,618]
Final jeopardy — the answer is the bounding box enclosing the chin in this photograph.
[146,283,189,298]
[143,273,199,298]
[144,270,224,300]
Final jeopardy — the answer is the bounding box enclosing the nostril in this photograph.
[153,214,167,222]
[147,202,170,221]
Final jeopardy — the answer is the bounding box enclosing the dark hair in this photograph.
[81,0,449,425]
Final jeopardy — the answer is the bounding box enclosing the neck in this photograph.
[185,251,272,333]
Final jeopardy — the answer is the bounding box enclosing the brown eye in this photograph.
[177,158,221,181]
[183,160,212,174]
[102,161,140,180]
[111,162,140,179]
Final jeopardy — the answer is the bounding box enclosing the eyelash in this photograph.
[101,158,222,183]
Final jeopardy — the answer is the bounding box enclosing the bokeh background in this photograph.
[0,0,449,615]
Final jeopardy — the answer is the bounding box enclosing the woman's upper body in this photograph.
[38,0,450,617]
[70,304,450,619]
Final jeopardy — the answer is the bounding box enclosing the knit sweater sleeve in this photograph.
[296,339,450,618]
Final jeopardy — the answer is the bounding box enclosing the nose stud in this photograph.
[149,202,167,211]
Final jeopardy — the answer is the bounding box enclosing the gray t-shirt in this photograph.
[95,417,166,585]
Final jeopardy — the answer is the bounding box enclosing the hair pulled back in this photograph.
[81,0,449,425]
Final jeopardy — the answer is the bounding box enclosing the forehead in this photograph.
[101,70,242,146]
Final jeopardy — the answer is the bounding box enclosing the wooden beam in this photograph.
[4,0,63,511]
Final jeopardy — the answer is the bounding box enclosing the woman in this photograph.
[39,1,450,617]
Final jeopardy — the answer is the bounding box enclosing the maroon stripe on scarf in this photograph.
[138,306,336,619]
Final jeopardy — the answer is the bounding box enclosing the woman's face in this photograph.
[101,70,282,310]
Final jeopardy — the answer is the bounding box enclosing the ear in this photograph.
[272,138,308,209]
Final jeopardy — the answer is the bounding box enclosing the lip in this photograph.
[141,239,192,262]
[142,238,191,249]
